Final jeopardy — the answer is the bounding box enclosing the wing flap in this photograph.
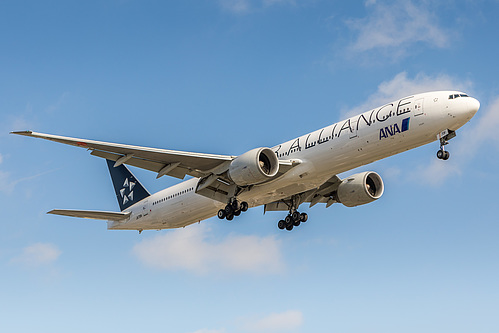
[90,150,189,179]
[264,175,342,212]
[48,209,131,221]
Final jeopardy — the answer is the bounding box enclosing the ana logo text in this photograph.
[379,117,410,140]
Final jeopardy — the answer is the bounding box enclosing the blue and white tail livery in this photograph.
[12,91,480,232]
[106,159,150,211]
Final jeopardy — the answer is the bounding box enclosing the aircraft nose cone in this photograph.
[468,97,480,116]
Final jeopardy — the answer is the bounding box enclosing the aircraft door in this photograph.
[414,98,424,116]
[142,200,150,217]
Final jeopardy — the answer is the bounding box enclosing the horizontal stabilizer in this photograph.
[48,209,131,221]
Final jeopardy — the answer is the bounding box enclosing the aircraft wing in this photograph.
[12,131,298,181]
[48,209,131,221]
[11,131,235,179]
[264,175,342,212]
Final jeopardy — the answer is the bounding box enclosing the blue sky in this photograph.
[1,1,499,332]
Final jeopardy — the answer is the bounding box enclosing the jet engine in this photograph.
[336,171,384,207]
[228,147,279,186]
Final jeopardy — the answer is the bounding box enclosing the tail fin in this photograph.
[107,159,150,211]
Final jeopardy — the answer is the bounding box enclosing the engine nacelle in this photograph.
[337,171,384,207]
[228,147,279,186]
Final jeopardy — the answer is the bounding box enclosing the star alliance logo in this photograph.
[120,178,136,205]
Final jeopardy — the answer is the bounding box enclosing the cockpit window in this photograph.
[449,93,470,99]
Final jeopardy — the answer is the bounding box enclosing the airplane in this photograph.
[11,91,480,232]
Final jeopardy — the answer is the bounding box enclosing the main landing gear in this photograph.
[277,211,308,231]
[217,199,249,221]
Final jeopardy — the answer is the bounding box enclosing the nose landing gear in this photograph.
[436,129,456,160]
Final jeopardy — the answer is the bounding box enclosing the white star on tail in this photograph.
[120,178,135,205]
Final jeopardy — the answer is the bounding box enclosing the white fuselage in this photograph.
[108,91,479,230]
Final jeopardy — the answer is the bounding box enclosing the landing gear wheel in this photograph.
[224,204,233,215]
[220,199,249,222]
[437,149,450,160]
[231,200,240,211]
[300,212,308,222]
[292,211,301,222]
[217,209,226,219]
[279,211,308,231]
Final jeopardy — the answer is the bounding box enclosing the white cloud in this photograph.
[346,1,448,59]
[342,71,471,118]
[132,224,284,275]
[245,310,303,332]
[11,243,62,268]
[409,157,463,186]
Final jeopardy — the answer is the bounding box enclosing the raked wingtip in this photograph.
[10,130,33,136]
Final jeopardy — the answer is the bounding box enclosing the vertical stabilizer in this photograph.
[106,159,150,211]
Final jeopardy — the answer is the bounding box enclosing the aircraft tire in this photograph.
[293,220,301,227]
[300,213,308,222]
[231,200,240,211]
[240,201,249,212]
[226,214,234,221]
[285,215,293,225]
[217,209,226,219]
[278,220,286,229]
[292,211,301,221]
[234,210,241,217]
[286,224,293,231]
